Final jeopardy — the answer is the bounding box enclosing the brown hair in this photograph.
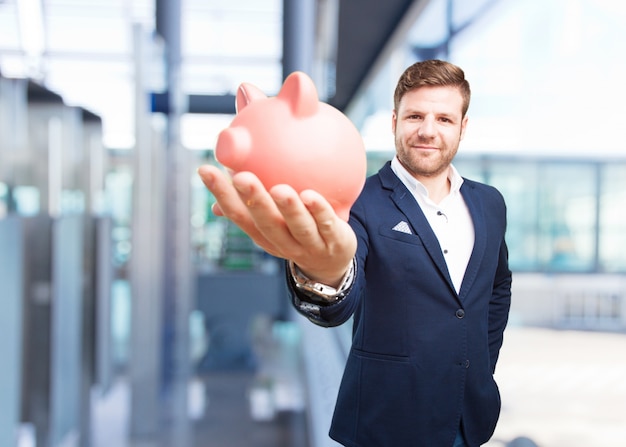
[393,59,471,117]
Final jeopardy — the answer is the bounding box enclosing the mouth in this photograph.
[412,144,439,151]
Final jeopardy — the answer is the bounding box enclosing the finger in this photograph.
[232,175,306,255]
[290,189,356,281]
[197,165,248,221]
[269,184,324,250]
[231,171,325,258]
[211,202,224,217]
[299,189,345,241]
[197,166,276,252]
[300,189,357,266]
[230,172,275,207]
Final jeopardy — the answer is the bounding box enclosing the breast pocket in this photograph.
[378,225,423,246]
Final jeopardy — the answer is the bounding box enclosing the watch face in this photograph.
[298,282,338,300]
[290,259,354,304]
[307,281,339,296]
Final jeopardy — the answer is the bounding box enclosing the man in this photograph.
[198,59,512,447]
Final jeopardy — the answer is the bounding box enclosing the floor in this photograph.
[89,326,626,447]
[91,315,310,447]
[485,327,626,447]
[194,371,309,447]
[90,370,309,447]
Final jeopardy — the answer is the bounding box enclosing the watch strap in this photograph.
[288,258,356,303]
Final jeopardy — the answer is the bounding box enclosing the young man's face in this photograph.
[392,85,468,181]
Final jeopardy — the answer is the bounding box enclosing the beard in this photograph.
[394,133,460,179]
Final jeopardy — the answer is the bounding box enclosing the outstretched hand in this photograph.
[197,164,357,286]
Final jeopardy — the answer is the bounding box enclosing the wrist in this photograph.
[289,258,356,302]
[294,260,354,288]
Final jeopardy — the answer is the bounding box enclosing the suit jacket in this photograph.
[289,161,512,447]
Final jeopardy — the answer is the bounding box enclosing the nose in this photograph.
[417,115,435,139]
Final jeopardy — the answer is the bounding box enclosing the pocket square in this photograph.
[392,221,412,234]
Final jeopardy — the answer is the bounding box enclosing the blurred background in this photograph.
[1,0,625,446]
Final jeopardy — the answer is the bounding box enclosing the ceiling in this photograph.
[0,0,281,147]
[331,0,426,111]
[0,0,431,147]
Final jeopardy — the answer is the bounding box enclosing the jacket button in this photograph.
[455,309,465,319]
[465,359,470,368]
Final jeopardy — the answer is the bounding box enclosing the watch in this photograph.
[288,258,356,303]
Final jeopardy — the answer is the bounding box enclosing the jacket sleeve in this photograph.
[287,196,369,328]
[286,258,360,328]
[488,219,512,373]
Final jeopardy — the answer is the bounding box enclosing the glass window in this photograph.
[454,155,487,183]
[535,163,597,272]
[463,158,604,273]
[485,159,539,271]
[366,151,394,175]
[0,182,7,218]
[105,165,133,270]
[599,163,626,272]
[12,186,40,216]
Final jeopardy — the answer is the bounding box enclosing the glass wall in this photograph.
[486,159,600,272]
[599,163,626,273]
[367,152,626,274]
[470,156,626,274]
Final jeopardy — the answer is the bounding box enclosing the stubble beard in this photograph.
[395,135,459,179]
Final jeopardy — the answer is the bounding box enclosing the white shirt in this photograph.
[391,156,475,294]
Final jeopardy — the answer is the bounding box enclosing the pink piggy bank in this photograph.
[215,71,367,221]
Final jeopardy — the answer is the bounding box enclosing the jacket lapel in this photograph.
[458,181,487,300]
[379,163,488,300]
[379,163,457,296]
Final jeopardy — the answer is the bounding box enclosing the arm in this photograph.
[488,237,512,373]
[197,165,355,285]
[287,193,369,327]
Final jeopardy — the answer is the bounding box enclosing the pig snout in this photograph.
[215,127,252,170]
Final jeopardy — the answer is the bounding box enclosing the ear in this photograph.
[277,71,318,117]
[236,82,267,113]
[391,110,398,134]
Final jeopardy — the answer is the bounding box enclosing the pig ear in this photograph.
[277,71,319,117]
[236,83,267,113]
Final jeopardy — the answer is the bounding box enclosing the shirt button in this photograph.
[443,249,449,254]
[455,309,465,319]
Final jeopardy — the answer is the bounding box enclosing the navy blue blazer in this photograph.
[289,162,512,447]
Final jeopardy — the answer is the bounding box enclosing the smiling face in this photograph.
[392,85,468,182]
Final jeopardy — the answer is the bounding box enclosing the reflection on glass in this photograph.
[486,159,539,271]
[599,163,626,272]
[537,163,597,272]
[0,182,7,218]
[13,185,40,216]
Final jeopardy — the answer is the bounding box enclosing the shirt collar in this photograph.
[391,155,464,199]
